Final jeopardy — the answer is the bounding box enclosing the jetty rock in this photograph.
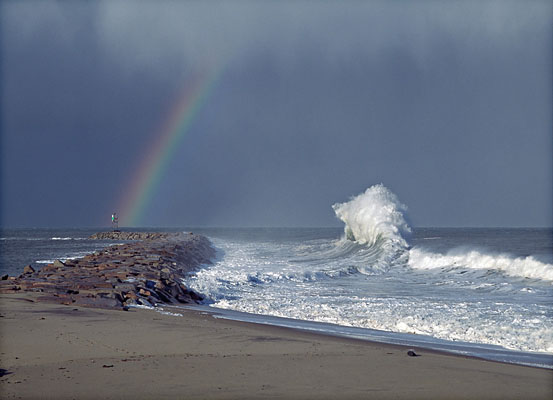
[0,231,215,311]
[88,231,186,241]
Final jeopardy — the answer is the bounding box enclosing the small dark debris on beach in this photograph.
[0,369,13,377]
[407,350,420,357]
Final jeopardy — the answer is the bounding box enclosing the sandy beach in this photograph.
[3,0,552,397]
[1,293,551,400]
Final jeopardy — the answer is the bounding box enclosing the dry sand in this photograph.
[1,293,551,400]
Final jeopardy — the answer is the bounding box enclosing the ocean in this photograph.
[1,188,552,368]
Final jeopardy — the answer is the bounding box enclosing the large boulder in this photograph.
[23,265,35,274]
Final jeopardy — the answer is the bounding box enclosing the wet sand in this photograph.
[1,293,551,400]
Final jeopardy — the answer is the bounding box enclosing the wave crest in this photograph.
[409,247,553,281]
[332,184,411,249]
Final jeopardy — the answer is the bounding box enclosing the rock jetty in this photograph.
[88,231,183,241]
[0,232,215,310]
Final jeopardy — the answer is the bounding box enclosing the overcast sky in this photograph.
[1,0,551,228]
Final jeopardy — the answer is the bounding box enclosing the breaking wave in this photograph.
[182,186,552,357]
[330,185,553,282]
[332,184,411,270]
[408,247,553,282]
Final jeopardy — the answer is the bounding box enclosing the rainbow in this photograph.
[117,66,224,226]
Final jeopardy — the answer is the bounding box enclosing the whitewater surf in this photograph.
[182,185,552,365]
[1,186,551,367]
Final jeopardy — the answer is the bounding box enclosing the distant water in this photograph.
[1,189,552,368]
[0,228,113,276]
[0,227,180,276]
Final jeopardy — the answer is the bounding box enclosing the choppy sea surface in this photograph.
[2,187,552,368]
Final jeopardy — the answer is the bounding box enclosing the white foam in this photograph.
[209,292,553,354]
[408,247,553,281]
[186,231,553,354]
[35,251,98,265]
[0,237,44,241]
[332,184,411,248]
[130,304,156,310]
[130,304,182,317]
[183,198,552,355]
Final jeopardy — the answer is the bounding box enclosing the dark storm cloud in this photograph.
[1,1,551,227]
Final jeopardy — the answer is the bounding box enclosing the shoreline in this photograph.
[1,230,552,398]
[182,303,553,370]
[3,229,552,368]
[1,292,552,400]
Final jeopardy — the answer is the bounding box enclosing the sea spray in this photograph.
[332,184,411,248]
[331,185,411,272]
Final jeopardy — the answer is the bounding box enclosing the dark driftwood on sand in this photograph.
[0,232,215,310]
